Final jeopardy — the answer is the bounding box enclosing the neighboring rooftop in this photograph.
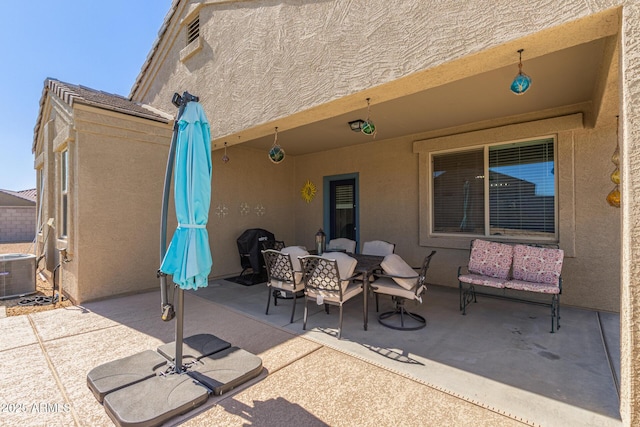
[0,188,36,203]
[33,78,171,151]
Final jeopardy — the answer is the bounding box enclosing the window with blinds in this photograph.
[431,137,556,239]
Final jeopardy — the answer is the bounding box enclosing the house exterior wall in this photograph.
[209,144,296,276]
[68,107,173,303]
[293,117,620,312]
[130,0,640,424]
[33,94,175,303]
[620,2,640,424]
[34,100,70,274]
[132,0,620,141]
[131,3,625,311]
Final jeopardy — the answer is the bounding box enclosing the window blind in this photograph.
[432,149,484,234]
[488,138,555,235]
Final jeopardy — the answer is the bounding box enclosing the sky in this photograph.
[0,0,173,191]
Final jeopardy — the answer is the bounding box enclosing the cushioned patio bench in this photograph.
[458,239,564,333]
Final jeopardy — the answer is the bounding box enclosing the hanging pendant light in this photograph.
[510,49,532,95]
[222,141,229,163]
[361,98,377,137]
[268,126,285,164]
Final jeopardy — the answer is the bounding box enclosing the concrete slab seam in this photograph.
[27,314,82,427]
[597,311,621,398]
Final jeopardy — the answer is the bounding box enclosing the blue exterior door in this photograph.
[324,173,359,249]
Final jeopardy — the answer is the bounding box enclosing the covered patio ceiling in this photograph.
[212,9,619,156]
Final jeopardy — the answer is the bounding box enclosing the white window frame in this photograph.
[60,148,69,238]
[429,135,558,242]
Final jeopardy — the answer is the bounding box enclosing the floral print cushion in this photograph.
[467,240,513,280]
[505,279,560,294]
[458,273,507,288]
[512,245,564,285]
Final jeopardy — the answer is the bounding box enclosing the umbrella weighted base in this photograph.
[157,333,230,361]
[87,334,263,427]
[104,372,209,427]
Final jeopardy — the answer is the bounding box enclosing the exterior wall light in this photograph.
[348,119,366,132]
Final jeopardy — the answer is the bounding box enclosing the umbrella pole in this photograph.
[175,287,184,372]
[159,120,178,320]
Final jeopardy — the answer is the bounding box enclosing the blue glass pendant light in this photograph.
[269,127,285,164]
[510,49,532,95]
[362,98,377,137]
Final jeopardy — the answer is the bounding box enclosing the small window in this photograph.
[61,149,69,238]
[187,16,199,45]
[431,137,556,239]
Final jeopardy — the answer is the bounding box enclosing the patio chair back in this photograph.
[299,253,362,339]
[261,239,286,252]
[327,238,357,253]
[362,240,395,256]
[262,248,307,323]
[262,249,296,284]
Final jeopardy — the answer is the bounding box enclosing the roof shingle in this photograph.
[33,78,171,151]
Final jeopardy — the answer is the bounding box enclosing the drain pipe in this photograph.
[52,249,70,301]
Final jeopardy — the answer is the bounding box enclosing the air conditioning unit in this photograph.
[0,253,36,299]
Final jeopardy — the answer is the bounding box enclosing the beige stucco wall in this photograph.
[129,0,640,424]
[620,2,640,424]
[129,1,625,311]
[132,0,620,142]
[208,144,296,276]
[69,107,173,302]
[32,99,174,303]
[293,117,620,312]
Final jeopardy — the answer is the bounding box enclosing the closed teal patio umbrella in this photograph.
[158,92,212,373]
[160,100,212,289]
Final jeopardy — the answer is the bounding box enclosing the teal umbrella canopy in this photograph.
[160,102,212,290]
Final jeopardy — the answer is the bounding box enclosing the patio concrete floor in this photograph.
[0,280,621,426]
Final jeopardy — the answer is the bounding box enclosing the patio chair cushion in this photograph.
[281,246,309,283]
[468,239,513,280]
[380,254,418,290]
[504,279,560,294]
[362,240,394,256]
[321,252,358,291]
[305,281,363,304]
[511,245,564,286]
[372,276,423,301]
[458,273,507,288]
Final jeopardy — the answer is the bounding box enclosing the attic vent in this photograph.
[187,16,199,45]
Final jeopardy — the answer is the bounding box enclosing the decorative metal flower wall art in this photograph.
[215,204,228,218]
